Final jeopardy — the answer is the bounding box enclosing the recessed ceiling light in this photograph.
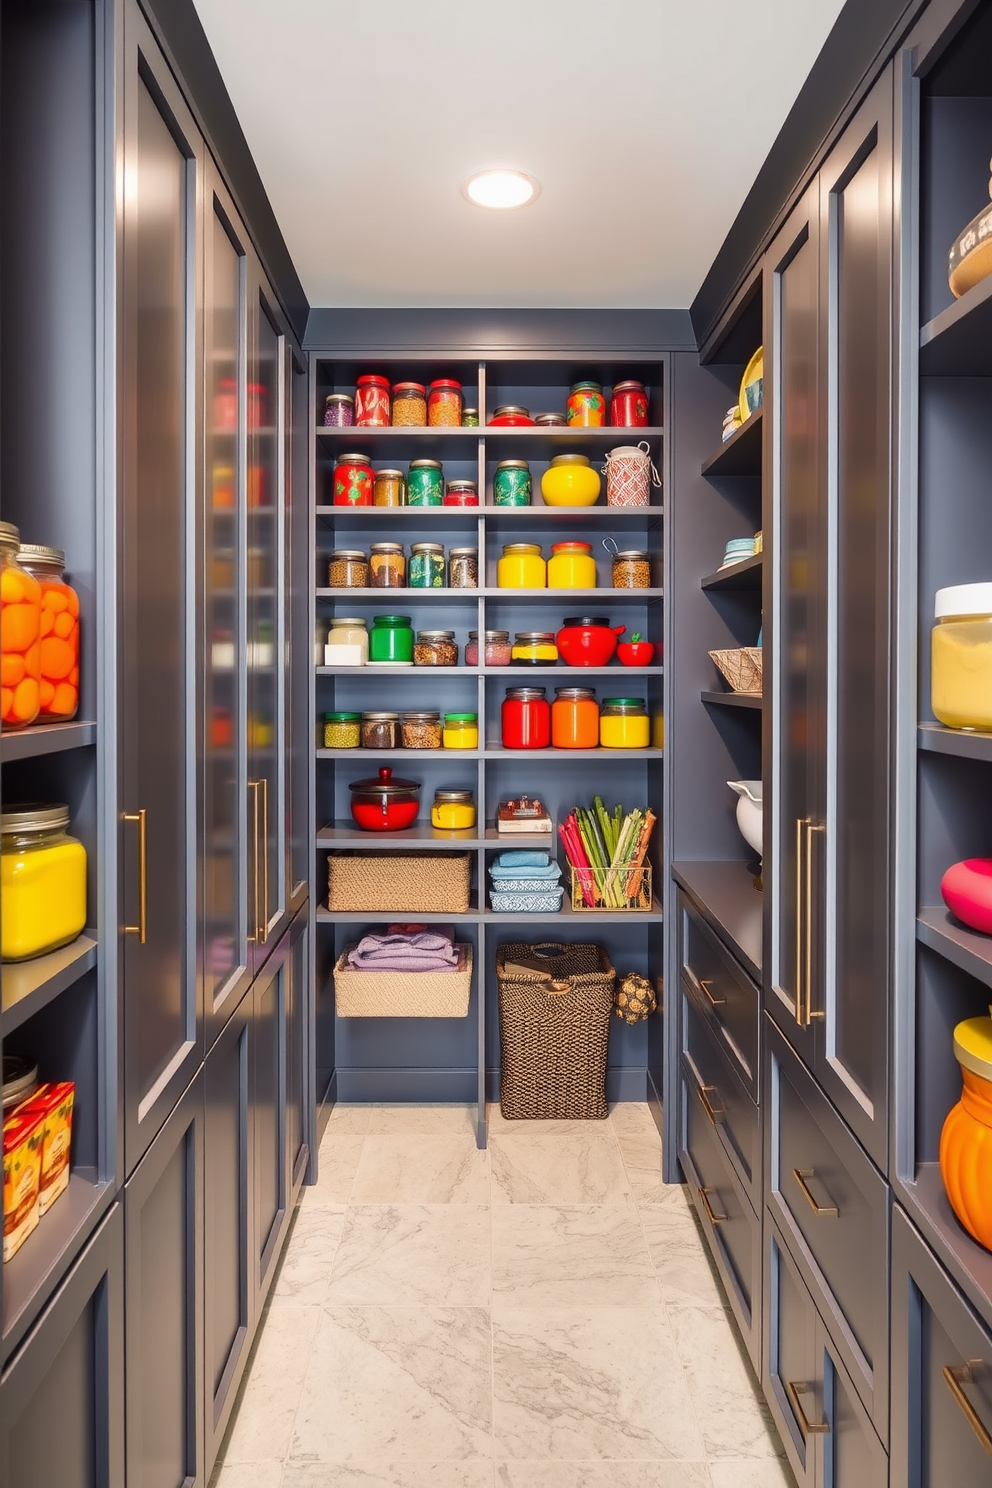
[462,169,540,210]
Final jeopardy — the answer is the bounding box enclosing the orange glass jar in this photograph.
[18,547,80,722]
[940,1011,992,1252]
[551,687,599,749]
[0,524,42,730]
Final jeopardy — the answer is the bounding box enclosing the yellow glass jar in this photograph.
[497,543,546,589]
[599,697,651,749]
[540,453,602,507]
[548,541,597,589]
[443,713,479,749]
[431,789,476,830]
[932,585,992,730]
[1,804,87,961]
[511,631,559,665]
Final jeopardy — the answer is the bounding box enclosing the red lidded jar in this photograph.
[333,453,374,506]
[610,380,649,428]
[501,687,551,750]
[427,379,462,427]
[354,374,391,427]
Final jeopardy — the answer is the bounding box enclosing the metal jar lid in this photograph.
[411,542,444,554]
[448,547,478,557]
[612,379,646,392]
[1,803,71,834]
[549,453,592,467]
[369,542,404,553]
[461,407,479,417]
[0,521,21,552]
[2,1055,39,1112]
[374,468,405,481]
[335,452,372,465]
[505,687,547,700]
[496,458,531,471]
[324,392,354,406]
[392,382,426,395]
[360,711,399,721]
[416,630,456,642]
[492,405,531,419]
[446,480,477,491]
[330,616,368,627]
[612,549,650,561]
[409,458,442,471]
[570,380,602,391]
[401,711,441,722]
[433,789,474,803]
[18,544,66,568]
[514,632,556,644]
[330,548,367,560]
[468,630,510,642]
[554,686,597,699]
[535,412,567,426]
[501,543,542,555]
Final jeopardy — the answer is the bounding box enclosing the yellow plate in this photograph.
[738,346,764,424]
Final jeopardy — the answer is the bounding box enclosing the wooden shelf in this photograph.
[918,722,992,761]
[701,408,762,479]
[315,588,663,601]
[700,554,762,591]
[701,689,762,710]
[898,1165,992,1337]
[1,933,98,1035]
[673,860,763,981]
[0,721,97,761]
[919,273,992,376]
[917,907,992,991]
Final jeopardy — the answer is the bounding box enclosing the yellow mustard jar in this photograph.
[497,543,546,589]
[1,803,87,961]
[443,713,479,749]
[548,541,597,589]
[431,789,476,830]
[599,697,651,749]
[932,583,992,730]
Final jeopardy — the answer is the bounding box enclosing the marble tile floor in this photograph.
[210,1103,791,1488]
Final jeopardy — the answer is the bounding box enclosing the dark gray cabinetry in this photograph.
[252,930,291,1301]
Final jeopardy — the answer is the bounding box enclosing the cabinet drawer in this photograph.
[892,1206,992,1487]
[680,893,759,1094]
[682,989,760,1208]
[766,1020,888,1443]
[680,1056,760,1370]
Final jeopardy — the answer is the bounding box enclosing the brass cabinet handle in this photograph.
[794,817,807,1026]
[943,1363,992,1455]
[804,822,825,1024]
[697,1082,726,1126]
[698,1185,728,1225]
[260,774,269,944]
[685,964,726,1007]
[786,1379,830,1437]
[792,1167,839,1218]
[123,809,147,944]
[247,781,260,943]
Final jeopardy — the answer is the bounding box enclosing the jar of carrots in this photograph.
[0,524,42,730]
[17,547,80,723]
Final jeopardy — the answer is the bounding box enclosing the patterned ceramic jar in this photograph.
[610,380,649,427]
[333,453,374,506]
[354,374,391,427]
[494,459,532,507]
[566,381,606,426]
[407,459,444,507]
[603,442,660,508]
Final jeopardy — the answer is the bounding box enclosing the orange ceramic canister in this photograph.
[0,523,42,730]
[18,546,80,722]
[940,1008,992,1252]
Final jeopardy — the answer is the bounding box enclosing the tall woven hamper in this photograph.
[496,941,615,1120]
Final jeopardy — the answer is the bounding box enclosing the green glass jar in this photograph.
[368,614,414,665]
[409,542,446,588]
[494,459,532,507]
[461,407,479,427]
[407,458,444,507]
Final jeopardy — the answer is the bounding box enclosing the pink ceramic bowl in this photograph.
[941,858,992,935]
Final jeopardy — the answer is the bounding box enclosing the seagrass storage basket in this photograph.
[333,945,472,1018]
[326,851,471,913]
[496,941,615,1120]
[708,646,763,695]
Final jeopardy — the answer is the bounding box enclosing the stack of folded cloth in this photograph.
[346,924,464,972]
[489,851,563,914]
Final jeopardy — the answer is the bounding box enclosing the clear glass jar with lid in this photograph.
[328,549,370,588]
[497,543,546,589]
[324,617,369,666]
[0,522,42,729]
[512,632,558,665]
[448,548,478,588]
[599,696,650,749]
[373,469,406,507]
[932,583,992,730]
[17,545,80,722]
[369,542,406,588]
[391,382,427,426]
[466,630,511,667]
[1,803,87,961]
[409,542,446,588]
[431,789,476,830]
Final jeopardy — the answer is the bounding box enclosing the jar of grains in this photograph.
[414,630,458,667]
[323,711,361,748]
[494,459,532,507]
[391,382,427,426]
[466,630,511,667]
[369,543,406,588]
[373,469,406,507]
[361,711,399,748]
[407,459,444,507]
[401,711,443,749]
[448,548,478,588]
[444,480,478,507]
[604,542,652,589]
[323,393,354,426]
[461,408,480,427]
[428,379,462,426]
[410,542,446,588]
[354,373,391,426]
[443,712,478,749]
[328,549,369,588]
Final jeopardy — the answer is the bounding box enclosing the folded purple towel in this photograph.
[348,930,460,973]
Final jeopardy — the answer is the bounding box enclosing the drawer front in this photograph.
[683,989,760,1207]
[680,1057,761,1370]
[892,1206,992,1487]
[680,893,759,1094]
[766,1019,889,1441]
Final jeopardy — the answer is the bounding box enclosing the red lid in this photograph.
[428,379,462,392]
[551,542,592,553]
[356,374,390,387]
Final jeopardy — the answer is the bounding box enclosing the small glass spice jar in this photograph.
[599,696,650,749]
[548,541,597,589]
[409,542,446,588]
[428,379,462,426]
[567,381,606,426]
[552,687,599,749]
[610,380,649,427]
[512,631,559,666]
[414,630,458,667]
[18,545,81,722]
[489,405,533,426]
[368,615,414,665]
[354,373,391,426]
[323,711,361,748]
[333,453,374,506]
[605,542,652,589]
[373,469,406,507]
[461,408,480,427]
[431,789,476,830]
[497,543,546,589]
[444,480,478,507]
[535,412,567,427]
[361,711,399,748]
[369,543,406,588]
[501,687,551,749]
[494,459,532,507]
[466,629,511,667]
[327,549,370,588]
[448,548,478,589]
[443,712,478,749]
[401,711,443,749]
[323,393,354,427]
[391,382,427,426]
[324,617,369,666]
[407,459,444,507]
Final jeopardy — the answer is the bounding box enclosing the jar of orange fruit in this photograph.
[18,546,80,723]
[0,524,42,730]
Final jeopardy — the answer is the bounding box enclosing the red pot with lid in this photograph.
[489,405,534,426]
[349,767,421,831]
[556,616,626,667]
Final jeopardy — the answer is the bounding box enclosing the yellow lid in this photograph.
[953,1007,992,1080]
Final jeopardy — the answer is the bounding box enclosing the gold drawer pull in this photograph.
[698,1185,728,1226]
[697,1082,726,1126]
[786,1379,830,1437]
[123,809,147,944]
[792,1167,839,1218]
[686,965,726,1006]
[943,1363,992,1455]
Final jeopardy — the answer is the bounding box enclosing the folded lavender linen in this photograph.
[348,929,460,972]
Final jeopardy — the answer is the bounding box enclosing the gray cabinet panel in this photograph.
[764,1217,817,1487]
[680,892,760,1093]
[287,911,309,1191]
[253,934,290,1303]
[683,989,760,1208]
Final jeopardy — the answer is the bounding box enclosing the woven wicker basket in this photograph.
[334,945,472,1018]
[496,941,615,1120]
[327,852,471,913]
[709,646,763,695]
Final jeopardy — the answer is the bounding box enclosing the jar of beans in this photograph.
[407,459,444,507]
[466,630,511,667]
[392,382,427,426]
[361,711,399,748]
[448,548,478,588]
[328,549,370,588]
[373,469,406,507]
[607,545,652,589]
[428,379,462,426]
[323,711,361,748]
[323,393,354,426]
[414,630,458,667]
[444,480,478,507]
[355,374,391,426]
[410,542,446,588]
[369,543,406,588]
[401,711,442,749]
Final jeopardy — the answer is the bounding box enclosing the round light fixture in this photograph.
[462,169,540,210]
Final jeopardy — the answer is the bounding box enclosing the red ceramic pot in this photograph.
[942,857,992,935]
[349,767,420,832]
[556,616,626,667]
[488,405,534,426]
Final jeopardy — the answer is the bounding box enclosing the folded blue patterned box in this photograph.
[489,885,565,914]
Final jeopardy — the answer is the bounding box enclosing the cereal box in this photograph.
[3,1106,44,1260]
[17,1082,74,1215]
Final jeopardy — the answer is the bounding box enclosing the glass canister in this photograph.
[501,687,551,749]
[212,462,235,509]
[428,380,463,426]
[461,408,480,427]
[328,549,370,588]
[414,630,458,666]
[610,380,650,427]
[391,382,427,426]
[448,548,478,589]
[407,459,444,507]
[497,543,546,589]
[548,541,597,589]
[511,632,558,666]
[1,804,86,961]
[368,614,414,665]
[361,711,399,748]
[409,542,446,588]
[494,459,532,508]
[400,711,442,749]
[604,541,652,589]
[431,789,476,830]
[535,412,567,427]
[354,373,391,426]
[325,617,369,666]
[323,711,361,748]
[490,405,533,426]
[17,546,80,723]
[0,523,42,730]
[603,442,661,508]
[932,584,992,730]
[373,469,406,507]
[599,696,650,749]
[566,381,606,426]
[333,453,374,506]
[323,393,354,426]
[444,480,478,507]
[466,630,511,666]
[552,687,600,749]
[443,713,478,749]
[369,543,406,588]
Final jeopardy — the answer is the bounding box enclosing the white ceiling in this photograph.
[192,0,845,310]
